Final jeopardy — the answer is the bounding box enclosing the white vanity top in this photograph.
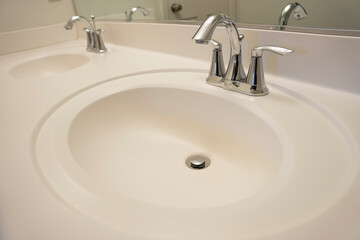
[0,23,359,240]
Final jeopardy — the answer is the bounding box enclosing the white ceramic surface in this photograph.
[35,71,357,239]
[0,23,359,240]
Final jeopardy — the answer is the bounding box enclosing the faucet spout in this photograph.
[64,16,94,32]
[192,13,241,54]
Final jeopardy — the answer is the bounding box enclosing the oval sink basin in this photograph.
[9,54,89,78]
[68,87,285,208]
[35,71,357,239]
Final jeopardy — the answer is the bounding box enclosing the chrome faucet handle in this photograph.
[82,28,94,52]
[90,15,107,53]
[223,32,246,82]
[251,46,293,57]
[90,15,105,33]
[206,40,226,86]
[246,46,294,96]
[90,15,97,29]
[94,29,107,53]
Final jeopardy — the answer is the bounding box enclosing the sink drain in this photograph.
[185,154,211,170]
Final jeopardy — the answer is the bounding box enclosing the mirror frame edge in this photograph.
[97,19,360,37]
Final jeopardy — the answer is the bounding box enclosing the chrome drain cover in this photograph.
[185,154,211,170]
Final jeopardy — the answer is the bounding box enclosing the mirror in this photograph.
[73,0,360,34]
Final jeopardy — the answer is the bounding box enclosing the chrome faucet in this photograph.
[193,13,293,96]
[279,2,308,30]
[126,6,150,22]
[193,13,246,86]
[64,15,107,53]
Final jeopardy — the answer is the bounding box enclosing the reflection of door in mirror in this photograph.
[166,0,235,21]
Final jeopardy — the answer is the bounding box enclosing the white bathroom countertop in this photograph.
[0,31,359,240]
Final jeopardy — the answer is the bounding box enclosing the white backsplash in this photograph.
[93,22,360,94]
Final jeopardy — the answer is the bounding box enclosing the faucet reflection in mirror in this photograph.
[279,2,308,30]
[193,13,293,96]
[64,15,107,53]
[124,6,150,22]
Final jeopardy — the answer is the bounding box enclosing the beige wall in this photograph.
[0,0,75,32]
[234,0,360,30]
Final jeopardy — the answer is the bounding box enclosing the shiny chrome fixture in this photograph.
[185,155,211,170]
[64,15,107,53]
[193,13,246,85]
[279,2,308,30]
[193,13,293,96]
[125,6,150,22]
[207,39,225,86]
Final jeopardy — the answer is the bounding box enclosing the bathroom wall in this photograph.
[0,0,77,54]
[234,0,360,29]
[0,0,75,32]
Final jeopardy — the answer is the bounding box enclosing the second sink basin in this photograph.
[9,54,89,78]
